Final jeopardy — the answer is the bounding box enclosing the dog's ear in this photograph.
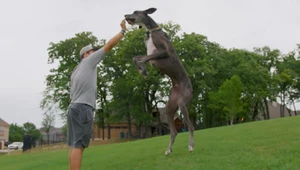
[144,8,157,15]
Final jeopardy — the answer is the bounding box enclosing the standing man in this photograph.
[67,19,127,170]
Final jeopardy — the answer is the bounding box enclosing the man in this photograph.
[67,19,127,170]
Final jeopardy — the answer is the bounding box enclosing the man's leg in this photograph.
[70,148,84,170]
[69,149,72,169]
[67,103,94,170]
[67,107,73,170]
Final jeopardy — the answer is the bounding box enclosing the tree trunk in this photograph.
[230,116,234,125]
[286,105,292,116]
[101,125,104,140]
[100,112,105,140]
[157,113,162,135]
[127,112,132,139]
[107,124,111,140]
[293,102,298,116]
[138,124,142,138]
[252,102,259,120]
[205,110,212,128]
[47,132,49,145]
[264,98,270,119]
[280,93,285,117]
[262,103,267,120]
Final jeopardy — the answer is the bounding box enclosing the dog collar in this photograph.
[149,27,161,32]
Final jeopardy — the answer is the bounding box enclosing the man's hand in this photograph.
[120,19,127,30]
[103,19,127,54]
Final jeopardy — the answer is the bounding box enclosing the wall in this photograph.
[93,123,138,140]
[0,125,9,149]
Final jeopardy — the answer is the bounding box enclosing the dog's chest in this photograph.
[145,36,157,56]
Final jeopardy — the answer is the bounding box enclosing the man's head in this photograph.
[79,45,98,60]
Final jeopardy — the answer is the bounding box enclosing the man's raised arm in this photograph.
[104,19,127,54]
[86,19,127,65]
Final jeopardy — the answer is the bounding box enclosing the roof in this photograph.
[0,118,10,127]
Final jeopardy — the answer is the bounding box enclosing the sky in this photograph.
[0,0,299,129]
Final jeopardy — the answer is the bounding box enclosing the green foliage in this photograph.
[42,111,56,144]
[209,75,244,125]
[42,112,55,133]
[41,21,300,131]
[41,32,104,119]
[9,123,24,142]
[9,122,41,142]
[23,122,41,140]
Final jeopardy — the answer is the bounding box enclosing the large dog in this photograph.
[125,8,194,155]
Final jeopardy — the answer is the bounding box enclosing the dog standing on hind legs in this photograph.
[125,8,194,156]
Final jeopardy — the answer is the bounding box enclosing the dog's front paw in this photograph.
[188,145,194,152]
[165,149,172,156]
[138,68,148,76]
[133,55,144,62]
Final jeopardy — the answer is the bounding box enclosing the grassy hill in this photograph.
[1,116,300,170]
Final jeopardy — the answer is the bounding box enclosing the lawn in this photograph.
[1,116,300,170]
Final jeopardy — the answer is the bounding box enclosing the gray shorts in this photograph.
[67,103,94,148]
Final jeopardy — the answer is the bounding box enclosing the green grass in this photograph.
[1,116,300,170]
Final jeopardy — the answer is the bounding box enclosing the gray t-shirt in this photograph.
[70,47,105,109]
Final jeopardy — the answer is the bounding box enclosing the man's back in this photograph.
[70,48,105,109]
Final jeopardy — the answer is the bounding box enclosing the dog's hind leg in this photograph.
[165,85,179,156]
[178,86,194,152]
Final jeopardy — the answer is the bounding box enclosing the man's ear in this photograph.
[144,8,157,15]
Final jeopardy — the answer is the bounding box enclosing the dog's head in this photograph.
[124,8,157,28]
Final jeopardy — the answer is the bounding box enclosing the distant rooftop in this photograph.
[0,118,9,127]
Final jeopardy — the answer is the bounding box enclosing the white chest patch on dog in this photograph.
[145,36,157,55]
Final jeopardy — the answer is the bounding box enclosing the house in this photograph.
[92,107,183,140]
[0,118,10,149]
[40,127,65,145]
[92,122,138,140]
[150,107,183,136]
[257,101,299,120]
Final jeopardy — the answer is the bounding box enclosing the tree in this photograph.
[9,123,24,142]
[96,109,105,140]
[209,75,244,125]
[23,122,41,140]
[275,68,296,117]
[41,32,103,119]
[172,32,225,128]
[42,111,55,145]
[253,46,281,119]
[41,19,300,138]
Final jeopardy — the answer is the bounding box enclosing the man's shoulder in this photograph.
[91,47,105,58]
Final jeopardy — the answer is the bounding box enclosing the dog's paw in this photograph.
[188,146,194,152]
[165,149,171,156]
[141,69,148,76]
